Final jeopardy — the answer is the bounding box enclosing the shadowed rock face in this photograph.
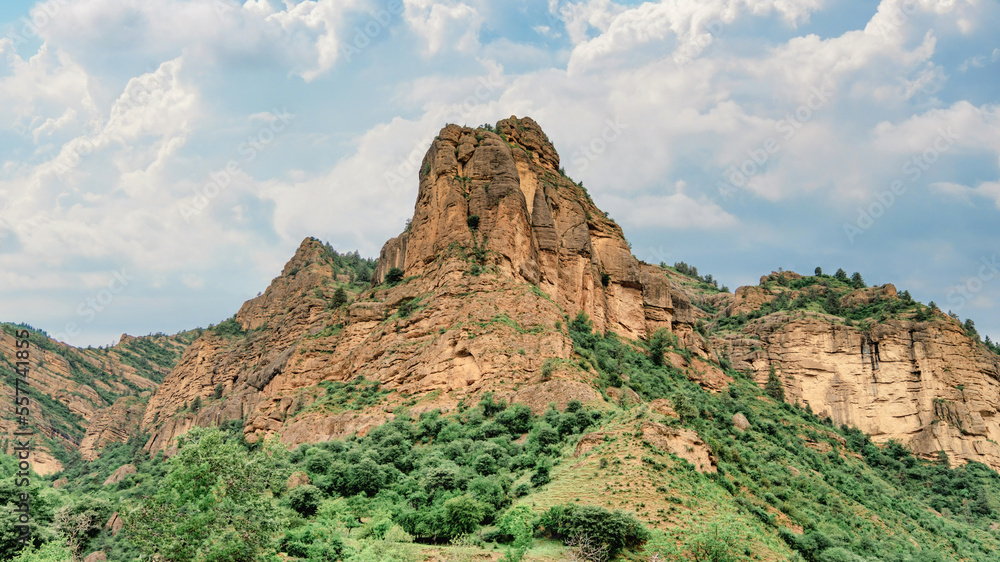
[142,117,700,453]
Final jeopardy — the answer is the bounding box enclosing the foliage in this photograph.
[331,287,349,309]
[539,504,650,559]
[54,496,110,560]
[764,365,785,402]
[287,484,324,517]
[668,261,724,291]
[212,316,246,338]
[123,426,289,561]
[384,268,405,285]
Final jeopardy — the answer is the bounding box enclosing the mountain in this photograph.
[142,116,1000,471]
[713,271,1000,469]
[140,116,711,455]
[5,117,1000,562]
[0,324,199,473]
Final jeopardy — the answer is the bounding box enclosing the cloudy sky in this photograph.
[1,0,998,347]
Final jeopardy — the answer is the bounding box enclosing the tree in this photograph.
[647,329,671,366]
[189,395,201,413]
[814,267,823,276]
[850,272,865,289]
[964,319,979,340]
[443,495,485,537]
[467,214,480,230]
[823,291,841,316]
[765,365,785,402]
[123,427,288,561]
[287,484,323,517]
[212,383,224,400]
[834,268,848,282]
[54,497,110,562]
[331,287,348,308]
[384,267,405,285]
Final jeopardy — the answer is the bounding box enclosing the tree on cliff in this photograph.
[765,365,785,402]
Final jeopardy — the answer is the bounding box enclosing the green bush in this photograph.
[287,484,324,517]
[384,268,405,285]
[539,504,650,559]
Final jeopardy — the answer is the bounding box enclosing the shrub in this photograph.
[287,484,323,517]
[765,365,785,402]
[331,287,348,309]
[539,504,649,559]
[444,495,486,537]
[384,267,405,285]
[467,215,481,230]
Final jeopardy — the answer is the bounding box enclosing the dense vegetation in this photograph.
[567,312,1000,561]
[662,262,729,293]
[2,390,636,561]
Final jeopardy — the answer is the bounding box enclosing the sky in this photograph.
[0,0,998,347]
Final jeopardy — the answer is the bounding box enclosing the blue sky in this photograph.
[1,0,998,347]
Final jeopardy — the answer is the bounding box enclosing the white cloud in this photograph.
[403,0,484,56]
[605,183,738,229]
[0,40,98,140]
[564,0,825,73]
[32,0,371,81]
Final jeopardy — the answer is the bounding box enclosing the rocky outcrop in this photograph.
[373,116,691,340]
[715,277,1000,469]
[105,512,124,536]
[141,117,702,453]
[103,464,137,485]
[641,421,716,473]
[80,397,146,461]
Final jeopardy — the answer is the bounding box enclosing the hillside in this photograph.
[0,324,200,473]
[3,117,1000,562]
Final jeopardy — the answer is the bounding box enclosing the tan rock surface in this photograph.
[0,328,191,466]
[103,464,137,486]
[142,118,702,453]
[718,312,1000,469]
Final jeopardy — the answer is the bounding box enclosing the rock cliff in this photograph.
[141,117,701,453]
[136,118,1000,475]
[714,273,1000,469]
[0,326,195,471]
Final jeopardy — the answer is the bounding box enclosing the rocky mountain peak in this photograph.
[375,116,678,340]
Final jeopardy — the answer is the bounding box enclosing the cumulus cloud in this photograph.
[403,0,484,56]
[3,0,1000,344]
[606,182,738,229]
[31,0,372,81]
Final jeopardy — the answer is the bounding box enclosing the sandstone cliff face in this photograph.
[715,277,1000,470]
[374,117,686,341]
[142,117,702,453]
